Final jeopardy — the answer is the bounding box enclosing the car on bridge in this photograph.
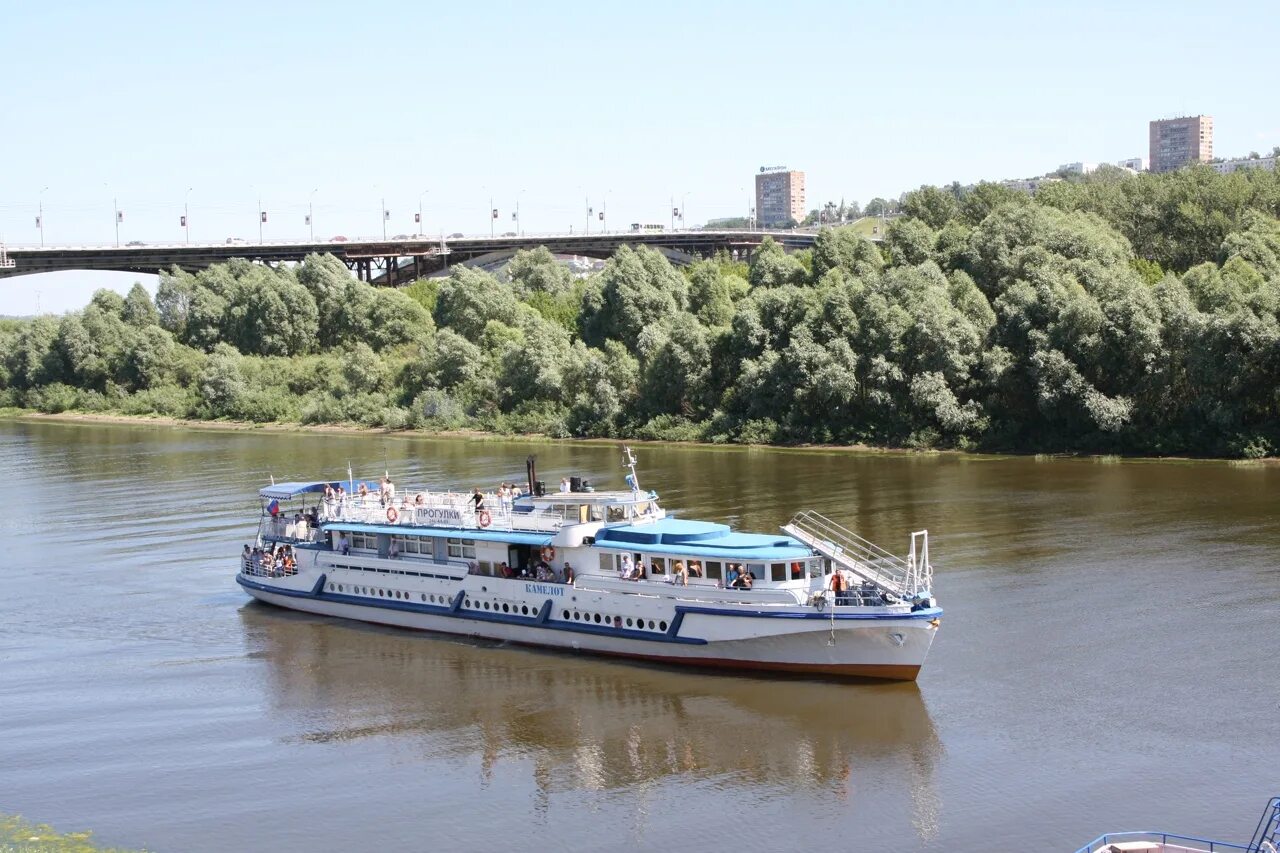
[226,237,246,245]
[329,235,348,242]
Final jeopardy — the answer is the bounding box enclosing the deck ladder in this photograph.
[781,509,932,599]
[1248,797,1280,852]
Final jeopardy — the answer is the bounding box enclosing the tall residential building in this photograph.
[1149,116,1214,173]
[754,168,806,227]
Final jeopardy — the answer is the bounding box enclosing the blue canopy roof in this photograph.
[259,481,378,500]
[323,522,552,547]
[593,519,810,561]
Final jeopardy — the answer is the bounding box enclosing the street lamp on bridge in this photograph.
[417,190,428,237]
[307,188,318,241]
[36,186,48,248]
[183,187,193,244]
[381,198,390,240]
[114,197,123,247]
[258,198,267,244]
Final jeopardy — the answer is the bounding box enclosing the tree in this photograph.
[122,283,159,328]
[582,245,688,349]
[434,266,521,340]
[903,185,960,230]
[748,237,808,289]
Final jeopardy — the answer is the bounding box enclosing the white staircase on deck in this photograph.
[782,509,932,599]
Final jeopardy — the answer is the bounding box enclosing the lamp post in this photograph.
[585,196,592,236]
[417,190,428,237]
[489,196,495,238]
[308,188,318,242]
[381,197,389,240]
[37,186,48,247]
[114,196,122,247]
[183,187,193,244]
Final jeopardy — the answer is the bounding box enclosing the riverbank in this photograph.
[0,813,145,852]
[4,408,1267,464]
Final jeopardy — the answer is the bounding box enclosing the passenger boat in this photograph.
[236,448,943,681]
[1073,796,1279,853]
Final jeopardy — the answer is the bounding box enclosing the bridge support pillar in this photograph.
[386,256,397,286]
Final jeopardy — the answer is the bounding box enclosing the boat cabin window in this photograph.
[771,563,787,582]
[704,560,722,581]
[350,533,377,552]
[650,557,666,575]
[392,535,425,555]
[606,505,627,522]
[746,564,764,581]
[447,538,476,559]
[599,553,614,572]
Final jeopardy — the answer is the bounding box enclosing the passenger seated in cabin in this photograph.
[726,564,740,587]
[673,560,688,586]
[498,562,514,579]
[739,569,754,589]
[619,554,633,580]
[629,561,645,581]
[688,560,702,578]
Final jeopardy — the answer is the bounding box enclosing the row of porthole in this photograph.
[330,583,411,600]
[325,586,666,632]
[463,598,536,616]
[563,611,667,632]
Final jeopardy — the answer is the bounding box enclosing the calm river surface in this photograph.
[1,420,1276,852]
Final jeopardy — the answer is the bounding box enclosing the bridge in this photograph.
[0,230,821,284]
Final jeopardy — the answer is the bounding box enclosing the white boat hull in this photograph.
[238,569,939,681]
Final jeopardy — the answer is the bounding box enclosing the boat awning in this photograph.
[593,519,810,560]
[259,481,377,500]
[323,522,553,547]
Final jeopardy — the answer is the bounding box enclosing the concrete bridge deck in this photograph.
[0,230,823,283]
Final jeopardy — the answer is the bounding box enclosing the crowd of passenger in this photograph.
[614,555,761,589]
[242,543,298,576]
[487,558,575,584]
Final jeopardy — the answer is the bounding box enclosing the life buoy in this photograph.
[477,510,491,528]
[386,507,398,523]
[541,546,555,562]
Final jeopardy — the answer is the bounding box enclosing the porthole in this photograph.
[502,603,510,613]
[562,610,570,619]
[573,612,580,620]
[593,613,601,624]
[648,620,655,630]
[483,602,490,610]
[659,621,668,632]
[421,593,427,602]
[626,617,633,627]
[464,599,471,607]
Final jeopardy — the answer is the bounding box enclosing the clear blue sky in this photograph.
[2,0,1276,313]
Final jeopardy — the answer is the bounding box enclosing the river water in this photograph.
[0,420,1276,852]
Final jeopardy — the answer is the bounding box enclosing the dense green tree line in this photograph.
[2,166,1279,457]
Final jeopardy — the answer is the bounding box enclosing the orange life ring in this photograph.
[477,510,492,528]
[386,507,399,523]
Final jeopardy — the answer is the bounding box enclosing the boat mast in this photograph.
[623,446,641,493]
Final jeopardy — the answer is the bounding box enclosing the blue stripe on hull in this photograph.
[236,574,708,645]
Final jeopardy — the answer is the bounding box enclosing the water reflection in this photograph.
[240,602,941,837]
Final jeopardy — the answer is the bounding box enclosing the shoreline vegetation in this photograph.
[6,410,1273,465]
[2,166,1279,459]
[0,813,145,853]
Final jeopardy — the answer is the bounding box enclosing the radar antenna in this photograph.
[623,446,640,493]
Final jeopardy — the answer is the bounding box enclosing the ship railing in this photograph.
[319,494,573,534]
[783,510,930,599]
[1072,831,1250,853]
[240,556,298,578]
[261,517,323,543]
